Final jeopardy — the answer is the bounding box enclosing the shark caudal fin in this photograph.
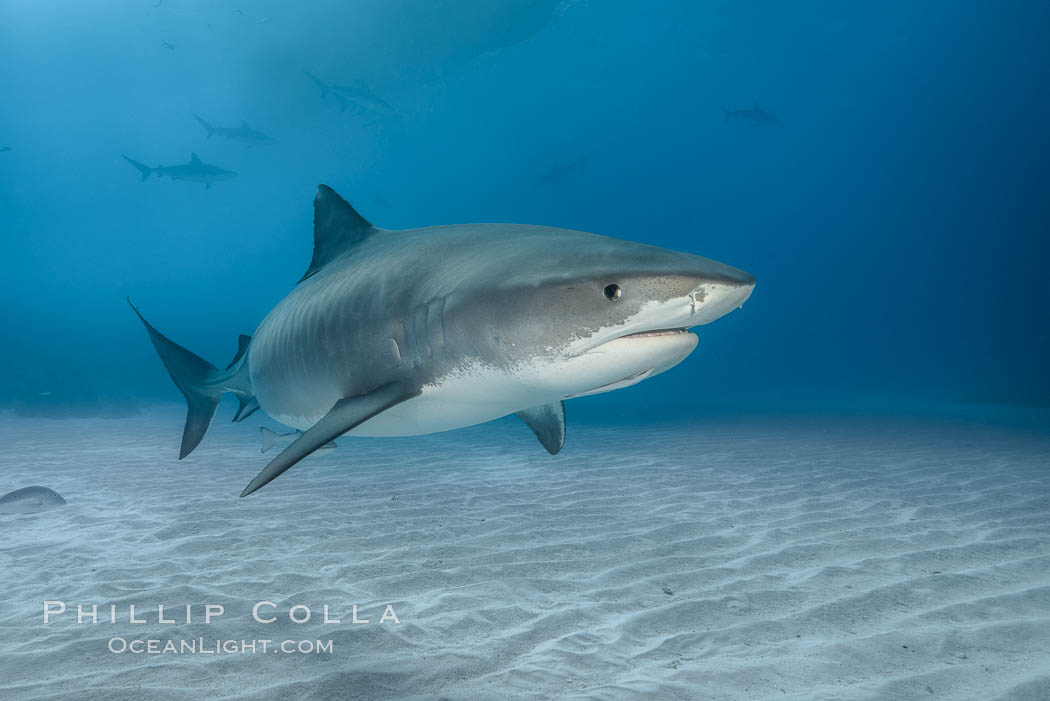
[122,155,154,182]
[128,299,254,459]
[720,106,732,121]
[193,114,215,138]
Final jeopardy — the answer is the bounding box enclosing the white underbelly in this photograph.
[263,332,695,437]
[267,367,552,437]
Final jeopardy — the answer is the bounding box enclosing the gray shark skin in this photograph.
[0,486,67,515]
[132,185,755,497]
[720,103,779,125]
[122,153,237,189]
[193,114,276,147]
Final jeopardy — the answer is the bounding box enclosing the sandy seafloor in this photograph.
[1,404,1048,701]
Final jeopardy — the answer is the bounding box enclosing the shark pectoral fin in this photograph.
[240,382,421,497]
[515,401,566,455]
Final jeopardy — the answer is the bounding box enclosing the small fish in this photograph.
[260,427,336,454]
[162,41,176,51]
[0,146,11,153]
[255,17,271,25]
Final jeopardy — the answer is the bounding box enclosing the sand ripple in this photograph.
[1,407,1049,699]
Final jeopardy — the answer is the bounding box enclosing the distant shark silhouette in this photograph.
[122,153,237,189]
[720,103,778,125]
[0,146,11,153]
[161,41,175,51]
[536,153,592,187]
[131,185,754,497]
[303,71,395,116]
[193,114,276,147]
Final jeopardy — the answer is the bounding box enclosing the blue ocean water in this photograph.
[2,1,1047,420]
[5,6,1050,699]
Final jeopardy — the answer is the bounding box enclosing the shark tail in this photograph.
[720,106,731,121]
[193,113,215,138]
[128,299,254,459]
[303,71,328,98]
[122,155,154,182]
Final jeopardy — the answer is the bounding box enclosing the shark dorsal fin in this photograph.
[754,102,760,110]
[300,185,378,283]
[241,120,249,129]
[190,152,202,164]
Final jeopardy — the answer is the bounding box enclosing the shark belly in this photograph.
[350,367,550,437]
[260,361,549,437]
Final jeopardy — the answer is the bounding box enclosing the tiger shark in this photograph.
[131,185,755,497]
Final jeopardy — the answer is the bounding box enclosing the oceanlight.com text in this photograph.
[107,637,334,655]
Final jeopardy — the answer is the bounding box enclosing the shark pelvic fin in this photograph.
[300,185,380,283]
[240,381,420,497]
[515,401,566,455]
[260,426,286,453]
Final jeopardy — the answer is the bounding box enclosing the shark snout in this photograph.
[687,266,755,325]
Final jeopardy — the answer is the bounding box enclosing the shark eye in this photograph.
[603,284,622,301]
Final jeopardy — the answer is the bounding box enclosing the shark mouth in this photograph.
[567,367,658,398]
[618,327,688,339]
